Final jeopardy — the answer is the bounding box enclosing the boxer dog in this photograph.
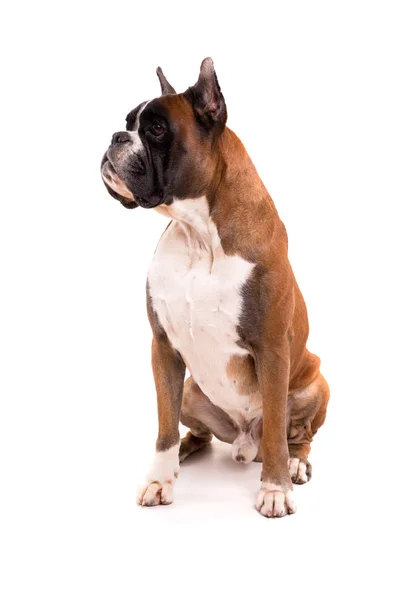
[101,58,330,517]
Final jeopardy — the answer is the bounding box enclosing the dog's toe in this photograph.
[288,457,311,484]
[256,485,297,518]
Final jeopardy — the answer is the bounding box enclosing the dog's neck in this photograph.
[155,196,221,257]
[215,128,276,207]
[155,127,280,256]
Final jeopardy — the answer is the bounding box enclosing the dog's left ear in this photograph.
[189,57,227,130]
[156,67,176,95]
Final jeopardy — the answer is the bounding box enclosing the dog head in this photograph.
[101,58,227,209]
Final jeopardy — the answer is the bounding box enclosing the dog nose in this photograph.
[111,131,131,145]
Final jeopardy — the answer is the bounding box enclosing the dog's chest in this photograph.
[147,208,258,420]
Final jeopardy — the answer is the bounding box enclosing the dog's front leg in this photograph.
[255,340,296,518]
[137,335,185,507]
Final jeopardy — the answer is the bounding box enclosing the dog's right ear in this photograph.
[156,67,176,95]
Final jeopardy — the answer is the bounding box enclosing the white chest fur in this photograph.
[148,197,256,422]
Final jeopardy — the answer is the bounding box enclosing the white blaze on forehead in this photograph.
[129,100,150,153]
[133,100,150,131]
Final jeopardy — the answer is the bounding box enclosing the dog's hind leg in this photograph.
[179,377,238,462]
[287,372,330,484]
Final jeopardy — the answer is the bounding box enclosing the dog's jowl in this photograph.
[101,58,330,518]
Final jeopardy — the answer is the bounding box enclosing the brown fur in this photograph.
[146,283,186,452]
[150,95,329,491]
[225,354,258,396]
[181,377,239,444]
[101,60,331,515]
[145,86,329,493]
[288,373,330,469]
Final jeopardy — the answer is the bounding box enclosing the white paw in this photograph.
[137,479,175,506]
[137,444,179,507]
[256,483,297,518]
[288,457,309,484]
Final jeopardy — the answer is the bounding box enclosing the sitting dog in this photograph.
[101,58,330,518]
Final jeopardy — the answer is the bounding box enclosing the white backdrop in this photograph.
[1,1,399,598]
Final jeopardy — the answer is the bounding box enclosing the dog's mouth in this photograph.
[101,159,133,198]
[101,155,162,210]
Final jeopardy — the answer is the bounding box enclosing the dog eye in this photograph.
[150,122,165,136]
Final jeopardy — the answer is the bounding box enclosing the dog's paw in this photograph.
[232,432,258,464]
[136,444,179,507]
[288,457,311,485]
[137,479,176,506]
[256,483,297,518]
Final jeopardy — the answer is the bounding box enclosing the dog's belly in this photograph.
[148,219,261,423]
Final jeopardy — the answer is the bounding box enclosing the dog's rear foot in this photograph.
[179,432,212,463]
[232,432,258,464]
[288,457,312,484]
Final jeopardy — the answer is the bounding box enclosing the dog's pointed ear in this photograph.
[190,57,227,129]
[156,67,176,95]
